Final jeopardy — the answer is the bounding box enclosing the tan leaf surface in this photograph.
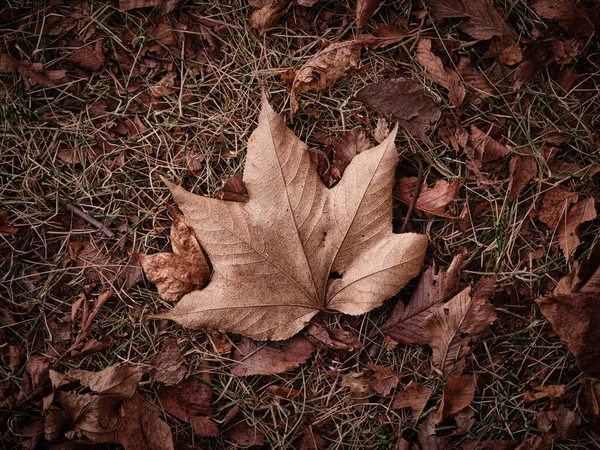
[290,41,362,115]
[532,0,594,37]
[392,381,433,419]
[394,177,460,218]
[425,0,515,40]
[154,97,428,340]
[524,384,565,406]
[249,0,291,34]
[359,22,409,49]
[367,362,400,396]
[557,198,596,260]
[341,371,375,399]
[383,254,464,344]
[67,364,147,398]
[423,278,497,376]
[356,0,380,28]
[538,186,578,230]
[434,375,476,423]
[230,336,315,376]
[135,207,210,303]
[416,38,465,106]
[355,78,442,139]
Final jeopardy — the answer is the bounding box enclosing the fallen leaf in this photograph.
[227,421,265,447]
[424,278,497,376]
[536,293,600,378]
[231,337,314,376]
[484,37,523,66]
[266,385,301,399]
[150,72,178,98]
[0,210,19,235]
[189,416,219,437]
[523,384,565,407]
[24,355,50,393]
[356,0,380,28]
[18,420,45,450]
[508,147,537,202]
[332,129,371,175]
[359,22,409,49]
[135,207,210,303]
[456,57,493,98]
[418,412,449,450]
[392,381,433,419]
[538,186,578,230]
[394,178,460,218]
[249,0,291,34]
[356,78,442,139]
[151,339,187,386]
[159,377,212,421]
[424,0,515,40]
[153,97,428,340]
[367,363,400,396]
[532,0,594,37]
[291,41,362,115]
[342,371,375,399]
[434,375,476,423]
[306,322,358,351]
[557,198,596,259]
[119,0,180,14]
[416,38,465,106]
[67,364,147,398]
[469,125,509,166]
[215,173,250,203]
[383,254,464,344]
[67,41,104,71]
[117,392,174,450]
[373,118,390,143]
[454,408,475,435]
[298,425,326,450]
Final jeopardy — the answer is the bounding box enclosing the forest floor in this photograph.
[1,1,600,449]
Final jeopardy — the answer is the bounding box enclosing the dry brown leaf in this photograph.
[249,0,291,34]
[298,425,326,450]
[215,173,250,203]
[394,177,460,218]
[454,408,475,435]
[359,22,409,49]
[135,207,210,303]
[469,125,509,166]
[424,278,497,376]
[383,254,464,344]
[158,377,212,425]
[67,364,147,398]
[532,0,594,37]
[508,147,537,202]
[266,385,301,399]
[373,118,391,143]
[67,41,104,71]
[342,371,375,399]
[227,421,265,447]
[306,322,359,351]
[434,375,476,423]
[536,293,600,378]
[151,339,187,386]
[456,57,493,98]
[230,336,315,376]
[291,41,362,115]
[538,186,578,230]
[484,37,523,66]
[416,38,465,106]
[367,363,400,396]
[356,78,442,139]
[117,392,174,450]
[119,0,180,14]
[150,72,178,98]
[332,130,371,175]
[418,412,450,450]
[425,0,514,40]
[153,97,428,340]
[392,381,433,419]
[356,0,380,28]
[523,384,565,407]
[190,416,219,437]
[557,197,596,260]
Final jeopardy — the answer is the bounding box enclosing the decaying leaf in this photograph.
[469,125,509,166]
[456,57,493,98]
[508,147,537,202]
[227,420,265,447]
[216,173,250,203]
[190,416,219,437]
[484,37,523,66]
[424,278,497,376]
[424,0,515,40]
[359,22,410,49]
[152,97,428,341]
[524,384,565,407]
[367,363,400,396]
[158,377,213,422]
[536,293,600,378]
[416,38,465,106]
[557,197,596,260]
[356,78,442,139]
[249,0,291,34]
[342,371,375,400]
[135,207,210,303]
[392,381,433,419]
[394,177,460,218]
[332,130,371,176]
[538,186,578,230]
[117,392,174,450]
[356,0,380,28]
[151,339,187,386]
[119,0,180,14]
[291,41,362,115]
[434,375,476,423]
[532,0,595,37]
[230,337,315,376]
[66,364,147,397]
[383,254,464,344]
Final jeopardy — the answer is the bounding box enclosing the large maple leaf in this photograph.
[155,96,427,341]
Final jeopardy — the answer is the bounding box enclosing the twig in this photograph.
[65,203,114,238]
[400,157,424,233]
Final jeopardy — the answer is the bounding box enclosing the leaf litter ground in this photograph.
[1,1,600,449]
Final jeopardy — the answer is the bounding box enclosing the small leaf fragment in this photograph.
[230,337,315,376]
[393,382,433,419]
[434,375,476,423]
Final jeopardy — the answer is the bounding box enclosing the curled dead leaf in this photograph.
[417,38,465,106]
[434,375,476,423]
[394,177,460,218]
[392,381,433,419]
[230,337,315,376]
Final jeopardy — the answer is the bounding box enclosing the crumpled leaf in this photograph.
[119,0,180,14]
[117,392,174,450]
[434,375,476,423]
[249,0,291,34]
[538,186,578,230]
[227,421,265,447]
[393,382,433,419]
[332,129,371,175]
[524,384,565,407]
[417,39,465,106]
[557,197,596,260]
[151,339,187,386]
[394,178,460,218]
[135,207,210,303]
[469,125,509,166]
[158,377,213,421]
[342,371,375,400]
[424,0,515,40]
[359,22,409,49]
[66,364,147,398]
[424,278,497,376]
[152,97,428,341]
[367,363,400,396]
[532,0,594,37]
[484,37,523,66]
[508,147,537,202]
[356,0,380,28]
[230,336,315,376]
[356,78,442,139]
[216,173,250,203]
[291,41,362,116]
[383,254,464,344]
